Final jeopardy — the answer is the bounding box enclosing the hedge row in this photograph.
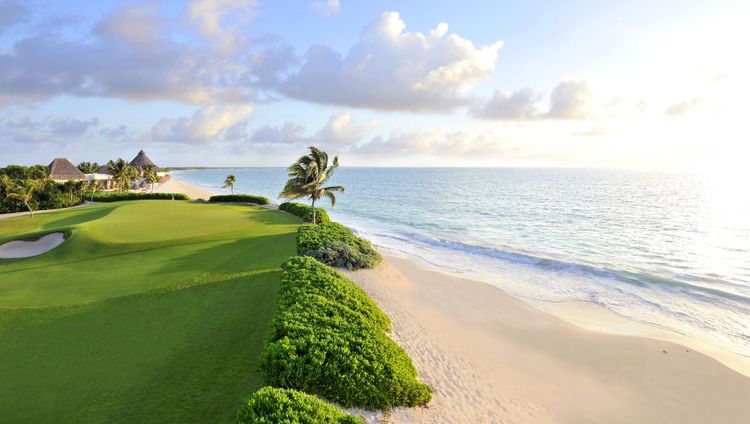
[209,194,270,205]
[261,256,431,410]
[90,192,190,202]
[236,387,363,424]
[297,222,381,270]
[278,202,330,224]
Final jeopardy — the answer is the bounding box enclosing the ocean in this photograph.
[175,167,750,357]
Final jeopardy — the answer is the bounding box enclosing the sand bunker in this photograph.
[0,233,65,259]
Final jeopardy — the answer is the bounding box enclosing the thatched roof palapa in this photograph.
[48,158,86,181]
[129,150,159,170]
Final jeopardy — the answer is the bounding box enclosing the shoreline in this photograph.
[344,255,750,423]
[166,175,750,378]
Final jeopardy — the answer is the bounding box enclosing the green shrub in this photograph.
[90,192,189,202]
[209,194,270,205]
[236,387,363,424]
[297,223,381,270]
[278,202,330,224]
[261,257,431,410]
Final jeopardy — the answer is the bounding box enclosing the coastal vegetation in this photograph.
[77,161,100,173]
[0,165,82,215]
[209,194,270,205]
[279,201,331,224]
[90,192,190,202]
[223,174,237,194]
[280,146,345,224]
[261,256,431,409]
[297,222,382,270]
[0,201,299,422]
[236,387,363,423]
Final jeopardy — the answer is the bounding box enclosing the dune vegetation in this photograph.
[0,200,299,423]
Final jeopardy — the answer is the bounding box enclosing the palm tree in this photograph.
[89,180,102,202]
[7,180,38,217]
[108,159,136,191]
[223,174,236,194]
[77,161,99,174]
[145,166,159,193]
[280,146,345,224]
[63,180,78,203]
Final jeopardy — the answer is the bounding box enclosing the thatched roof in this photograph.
[129,150,158,170]
[48,158,85,181]
[97,164,112,174]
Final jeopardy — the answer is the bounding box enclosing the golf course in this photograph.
[0,200,300,422]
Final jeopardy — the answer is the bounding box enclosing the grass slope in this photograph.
[0,201,300,423]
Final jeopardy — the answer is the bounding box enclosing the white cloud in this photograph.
[257,12,503,111]
[95,3,161,45]
[664,98,701,116]
[249,122,306,145]
[355,129,513,156]
[310,112,379,145]
[310,0,340,16]
[546,80,593,119]
[246,112,376,147]
[472,88,540,120]
[0,2,255,105]
[150,105,253,143]
[0,115,100,145]
[188,0,257,52]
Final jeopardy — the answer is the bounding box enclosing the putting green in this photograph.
[0,201,300,423]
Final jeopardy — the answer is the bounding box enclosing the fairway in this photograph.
[0,201,300,423]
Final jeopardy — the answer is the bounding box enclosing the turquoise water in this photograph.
[176,168,750,356]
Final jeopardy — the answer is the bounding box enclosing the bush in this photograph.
[278,202,330,224]
[209,194,270,205]
[261,257,431,410]
[236,387,363,424]
[297,222,381,270]
[90,192,189,202]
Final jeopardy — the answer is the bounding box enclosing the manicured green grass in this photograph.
[0,200,300,423]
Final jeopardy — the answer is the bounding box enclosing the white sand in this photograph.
[0,232,65,259]
[344,255,750,424]
[152,177,214,200]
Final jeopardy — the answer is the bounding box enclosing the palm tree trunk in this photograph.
[311,197,316,224]
[25,201,33,218]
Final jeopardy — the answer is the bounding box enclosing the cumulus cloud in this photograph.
[247,112,376,147]
[188,0,257,52]
[0,115,100,145]
[472,88,540,120]
[546,80,593,119]
[355,129,512,156]
[256,12,503,111]
[473,80,638,121]
[0,3,255,105]
[664,98,701,116]
[48,117,99,137]
[150,105,253,143]
[0,0,27,35]
[95,3,162,45]
[249,122,306,144]
[309,112,379,145]
[310,0,340,16]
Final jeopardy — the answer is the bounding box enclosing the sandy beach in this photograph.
[153,176,214,200]
[165,176,750,422]
[344,255,750,423]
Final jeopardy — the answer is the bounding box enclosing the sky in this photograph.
[0,0,748,169]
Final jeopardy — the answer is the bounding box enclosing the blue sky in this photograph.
[0,0,747,168]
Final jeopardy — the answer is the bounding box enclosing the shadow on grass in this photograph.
[42,204,119,230]
[154,232,299,277]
